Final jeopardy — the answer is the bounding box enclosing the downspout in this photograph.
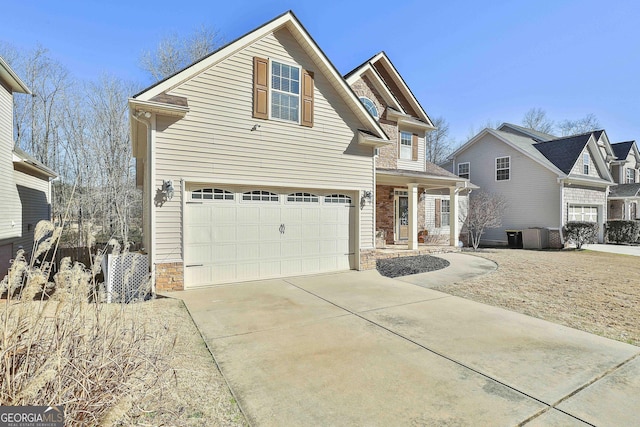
[558,177,565,244]
[131,110,154,294]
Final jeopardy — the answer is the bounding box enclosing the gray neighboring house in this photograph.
[0,56,57,276]
[445,123,616,246]
[608,140,640,220]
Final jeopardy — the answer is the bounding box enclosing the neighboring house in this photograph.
[345,53,473,247]
[0,56,57,276]
[446,123,616,246]
[608,140,640,220]
[129,11,471,291]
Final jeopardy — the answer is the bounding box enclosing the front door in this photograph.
[396,195,409,240]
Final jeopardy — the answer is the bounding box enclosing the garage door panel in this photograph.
[184,188,353,288]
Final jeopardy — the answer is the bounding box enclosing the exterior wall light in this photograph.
[163,180,175,200]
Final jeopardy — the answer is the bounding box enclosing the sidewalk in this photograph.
[583,243,640,257]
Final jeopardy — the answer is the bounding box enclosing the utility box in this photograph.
[506,230,523,248]
[523,228,549,249]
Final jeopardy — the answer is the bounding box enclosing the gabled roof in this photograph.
[131,10,387,141]
[344,52,434,128]
[534,133,593,175]
[0,56,30,94]
[450,128,614,184]
[498,123,556,142]
[609,183,640,198]
[611,140,636,161]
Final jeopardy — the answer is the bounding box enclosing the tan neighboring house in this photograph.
[608,140,640,220]
[0,56,57,276]
[129,11,471,291]
[446,123,616,246]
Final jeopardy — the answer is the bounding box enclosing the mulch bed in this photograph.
[376,255,450,278]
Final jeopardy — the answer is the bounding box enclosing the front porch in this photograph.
[359,244,461,270]
[375,169,474,250]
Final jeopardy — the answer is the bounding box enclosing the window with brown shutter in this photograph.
[435,198,442,228]
[253,57,269,119]
[301,69,314,127]
[412,133,418,161]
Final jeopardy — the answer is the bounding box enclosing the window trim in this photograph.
[626,168,635,183]
[441,199,451,227]
[242,190,279,202]
[583,152,590,175]
[191,188,234,201]
[287,192,319,203]
[399,131,413,160]
[495,156,511,181]
[359,96,379,120]
[269,59,301,124]
[457,162,470,180]
[324,194,352,204]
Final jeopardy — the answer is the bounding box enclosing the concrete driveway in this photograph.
[175,258,640,426]
[583,243,640,257]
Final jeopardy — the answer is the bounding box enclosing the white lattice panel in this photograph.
[105,253,150,303]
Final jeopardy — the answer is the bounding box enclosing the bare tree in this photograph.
[521,107,554,134]
[466,119,501,140]
[460,191,508,250]
[557,113,601,136]
[425,116,455,165]
[139,25,224,81]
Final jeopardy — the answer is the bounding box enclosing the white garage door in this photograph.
[568,205,598,222]
[184,188,354,287]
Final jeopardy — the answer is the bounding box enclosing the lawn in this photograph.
[431,249,640,346]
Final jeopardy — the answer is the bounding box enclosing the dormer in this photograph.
[611,141,640,184]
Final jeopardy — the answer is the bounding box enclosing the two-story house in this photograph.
[0,56,57,276]
[446,123,615,246]
[345,53,472,249]
[130,11,471,291]
[608,140,640,220]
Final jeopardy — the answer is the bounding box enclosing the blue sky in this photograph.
[2,0,639,145]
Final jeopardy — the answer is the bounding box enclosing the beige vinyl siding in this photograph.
[397,133,425,172]
[152,28,375,260]
[454,133,561,244]
[570,146,603,178]
[12,169,51,253]
[0,86,22,241]
[423,192,468,238]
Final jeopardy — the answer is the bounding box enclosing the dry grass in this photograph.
[129,297,246,426]
[432,249,640,346]
[0,220,245,425]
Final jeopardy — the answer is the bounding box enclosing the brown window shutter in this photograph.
[412,133,418,161]
[253,57,269,119]
[301,69,314,127]
[435,198,442,228]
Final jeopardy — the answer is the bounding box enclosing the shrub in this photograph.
[563,221,598,249]
[0,221,174,425]
[606,220,640,244]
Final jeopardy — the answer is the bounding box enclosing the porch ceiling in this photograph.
[376,169,476,190]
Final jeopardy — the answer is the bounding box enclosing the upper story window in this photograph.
[400,131,413,160]
[583,152,590,175]
[627,168,636,183]
[458,162,470,179]
[271,61,300,122]
[359,97,379,120]
[496,156,510,181]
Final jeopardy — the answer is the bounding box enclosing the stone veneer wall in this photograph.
[548,229,563,249]
[375,184,427,245]
[155,262,184,291]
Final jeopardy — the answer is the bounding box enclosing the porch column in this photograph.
[449,186,459,247]
[407,183,419,249]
